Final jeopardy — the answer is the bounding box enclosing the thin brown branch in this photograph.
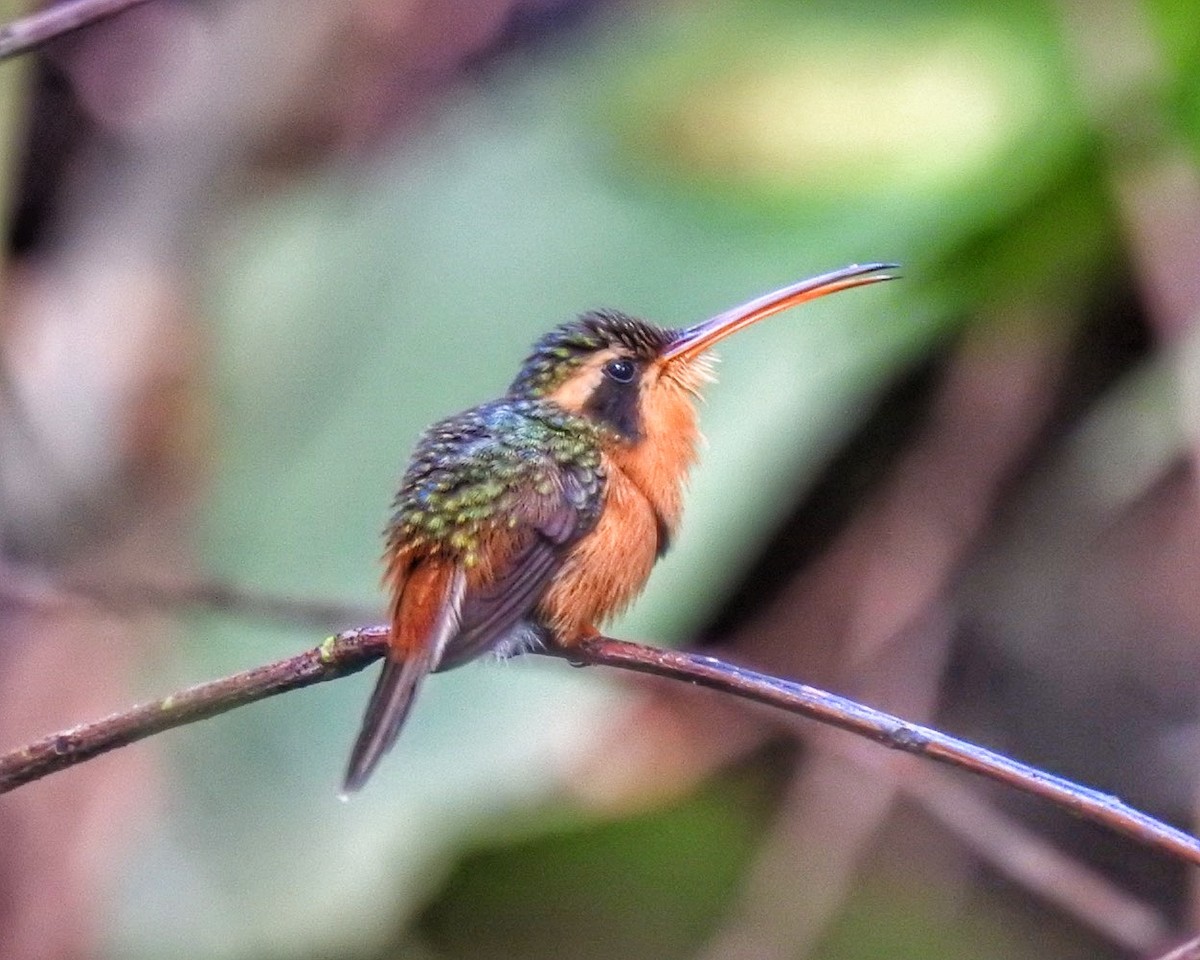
[0,626,389,793]
[567,639,1200,868]
[1,628,1199,874]
[0,0,155,61]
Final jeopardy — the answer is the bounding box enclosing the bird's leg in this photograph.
[554,623,600,667]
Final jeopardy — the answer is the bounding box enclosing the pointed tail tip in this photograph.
[340,753,379,797]
[339,648,434,799]
[337,770,368,801]
[339,767,373,798]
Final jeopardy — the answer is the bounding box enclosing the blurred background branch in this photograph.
[1155,933,1200,960]
[0,0,155,60]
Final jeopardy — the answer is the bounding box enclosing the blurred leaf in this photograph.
[816,870,1103,960]
[414,765,780,960]
[0,0,32,275]
[604,0,1087,243]
[934,147,1117,315]
[416,772,1102,960]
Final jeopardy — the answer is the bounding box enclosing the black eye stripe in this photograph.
[587,357,642,439]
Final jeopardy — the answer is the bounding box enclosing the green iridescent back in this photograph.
[387,398,605,568]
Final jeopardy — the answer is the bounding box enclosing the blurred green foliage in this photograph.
[0,0,31,285]
[99,0,1159,955]
[417,768,779,960]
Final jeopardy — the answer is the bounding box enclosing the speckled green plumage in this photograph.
[387,398,606,568]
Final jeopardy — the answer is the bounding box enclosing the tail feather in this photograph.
[342,649,433,795]
[342,562,466,794]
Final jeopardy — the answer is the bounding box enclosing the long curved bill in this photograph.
[663,262,898,364]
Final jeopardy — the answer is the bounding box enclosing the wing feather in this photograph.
[440,469,594,668]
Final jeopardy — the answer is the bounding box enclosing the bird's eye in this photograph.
[603,358,636,383]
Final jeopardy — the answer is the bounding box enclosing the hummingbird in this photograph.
[343,262,895,792]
